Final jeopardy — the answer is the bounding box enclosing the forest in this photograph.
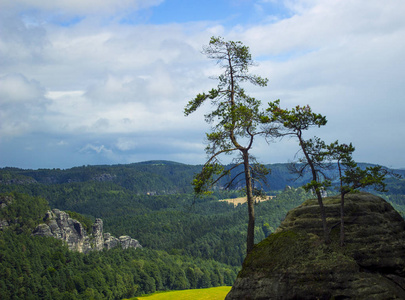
[0,161,404,299]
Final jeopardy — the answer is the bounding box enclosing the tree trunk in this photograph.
[340,192,345,247]
[315,189,329,244]
[243,150,255,254]
[298,134,329,243]
[338,162,345,247]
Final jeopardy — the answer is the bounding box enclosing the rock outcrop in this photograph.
[33,209,142,253]
[226,193,405,300]
[0,195,13,230]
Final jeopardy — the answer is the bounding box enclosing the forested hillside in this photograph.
[1,161,404,299]
[2,160,404,192]
[0,192,240,299]
[0,173,314,266]
[0,161,199,195]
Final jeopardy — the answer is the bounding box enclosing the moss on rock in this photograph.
[226,193,405,299]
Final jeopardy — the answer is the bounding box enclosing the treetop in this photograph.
[267,100,327,132]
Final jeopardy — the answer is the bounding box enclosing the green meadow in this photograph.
[129,286,232,300]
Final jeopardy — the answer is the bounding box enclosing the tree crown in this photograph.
[184,36,268,135]
[184,36,270,195]
[267,100,327,134]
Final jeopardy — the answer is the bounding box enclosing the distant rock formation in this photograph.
[33,209,142,253]
[91,173,116,182]
[0,195,12,230]
[226,193,405,299]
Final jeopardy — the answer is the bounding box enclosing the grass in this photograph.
[127,286,232,300]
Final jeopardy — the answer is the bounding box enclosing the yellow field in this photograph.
[128,286,232,300]
[219,196,275,206]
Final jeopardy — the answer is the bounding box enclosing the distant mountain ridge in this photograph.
[1,160,404,194]
[0,160,200,194]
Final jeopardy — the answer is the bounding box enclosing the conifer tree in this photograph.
[185,36,272,254]
[326,141,388,246]
[267,101,331,243]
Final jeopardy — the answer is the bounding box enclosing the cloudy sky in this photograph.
[1,0,404,169]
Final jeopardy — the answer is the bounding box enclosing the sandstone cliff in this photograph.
[33,209,142,253]
[226,193,405,300]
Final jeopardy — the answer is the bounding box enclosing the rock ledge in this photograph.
[226,193,405,300]
[33,209,142,253]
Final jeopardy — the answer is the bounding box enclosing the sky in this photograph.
[0,0,404,170]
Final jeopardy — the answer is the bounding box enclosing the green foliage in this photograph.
[184,36,272,254]
[0,162,403,299]
[185,36,270,195]
[342,166,388,193]
[0,193,240,299]
[0,228,239,299]
[192,163,224,195]
[267,100,331,242]
[0,192,49,233]
[0,161,200,195]
[302,179,331,193]
[0,182,313,268]
[326,141,389,194]
[325,141,391,246]
[0,162,403,271]
[266,101,330,185]
[267,100,327,130]
[1,161,402,196]
[1,165,402,260]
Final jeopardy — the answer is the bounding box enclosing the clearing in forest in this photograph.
[219,196,275,206]
[130,286,232,300]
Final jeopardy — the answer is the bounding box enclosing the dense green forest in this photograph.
[0,192,240,299]
[1,160,404,192]
[1,161,404,299]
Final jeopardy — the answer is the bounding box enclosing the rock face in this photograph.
[0,195,12,230]
[33,209,142,253]
[226,193,405,300]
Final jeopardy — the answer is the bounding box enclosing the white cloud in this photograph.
[0,0,164,16]
[1,0,405,168]
[80,143,113,155]
[116,137,138,151]
[0,73,51,136]
[0,11,49,67]
[240,0,405,56]
[56,140,68,146]
[0,73,45,103]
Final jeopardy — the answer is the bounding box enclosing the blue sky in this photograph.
[1,0,405,169]
[144,0,289,25]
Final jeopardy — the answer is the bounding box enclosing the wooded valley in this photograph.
[0,161,404,299]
